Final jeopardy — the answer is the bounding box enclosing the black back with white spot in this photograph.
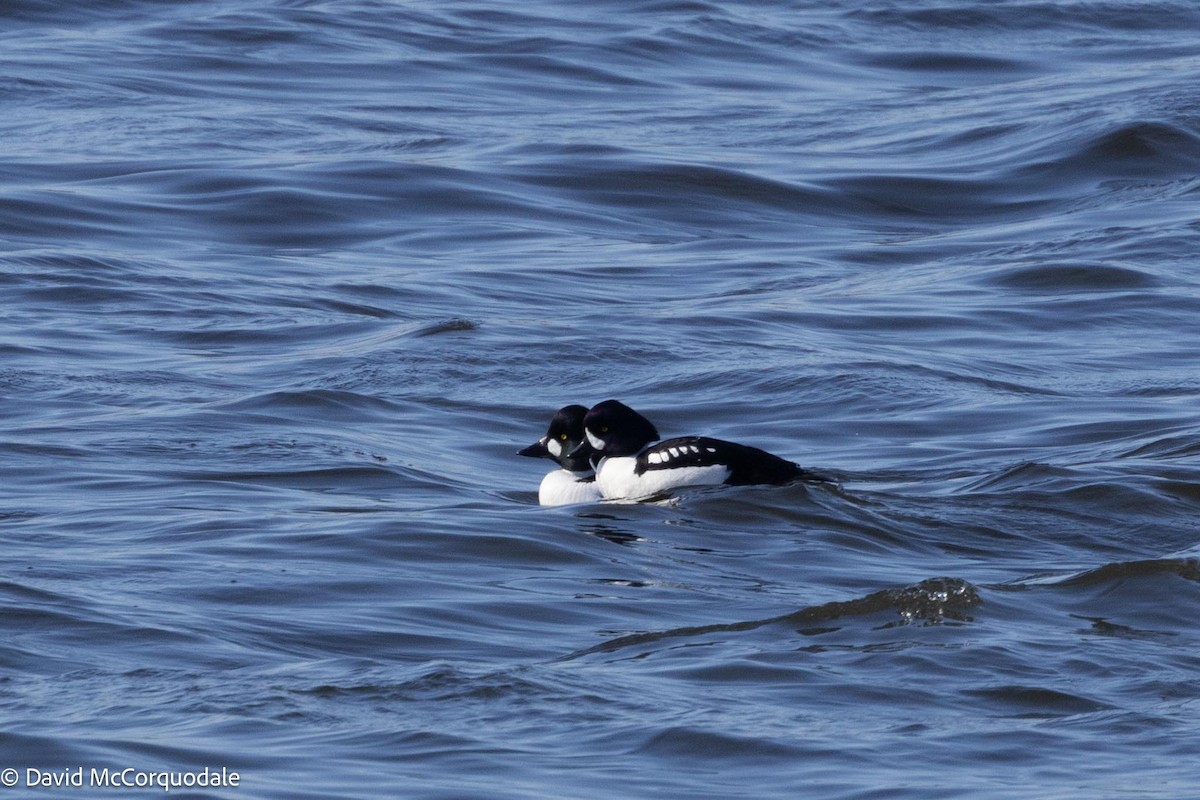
[635,436,805,485]
[577,398,830,488]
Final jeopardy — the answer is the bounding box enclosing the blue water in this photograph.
[3,1,1200,797]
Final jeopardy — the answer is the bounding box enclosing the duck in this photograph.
[569,399,827,501]
[518,405,602,506]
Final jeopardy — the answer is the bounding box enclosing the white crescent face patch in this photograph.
[546,437,562,458]
[586,429,606,451]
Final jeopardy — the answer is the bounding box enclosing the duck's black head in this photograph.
[571,399,660,460]
[518,404,594,473]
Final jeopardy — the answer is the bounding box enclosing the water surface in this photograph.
[2,1,1200,797]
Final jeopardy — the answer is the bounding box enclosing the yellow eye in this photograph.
[559,433,568,440]
[601,426,609,433]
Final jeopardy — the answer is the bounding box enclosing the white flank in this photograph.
[595,456,729,501]
[539,469,601,506]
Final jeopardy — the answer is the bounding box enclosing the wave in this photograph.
[561,577,981,661]
[850,2,1200,34]
[511,157,843,232]
[174,464,404,493]
[979,261,1162,293]
[1016,121,1200,186]
[218,388,403,416]
[1027,557,1200,588]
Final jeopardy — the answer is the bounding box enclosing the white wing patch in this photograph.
[644,442,707,467]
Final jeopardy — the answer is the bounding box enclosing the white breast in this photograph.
[538,469,602,506]
[594,456,729,501]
